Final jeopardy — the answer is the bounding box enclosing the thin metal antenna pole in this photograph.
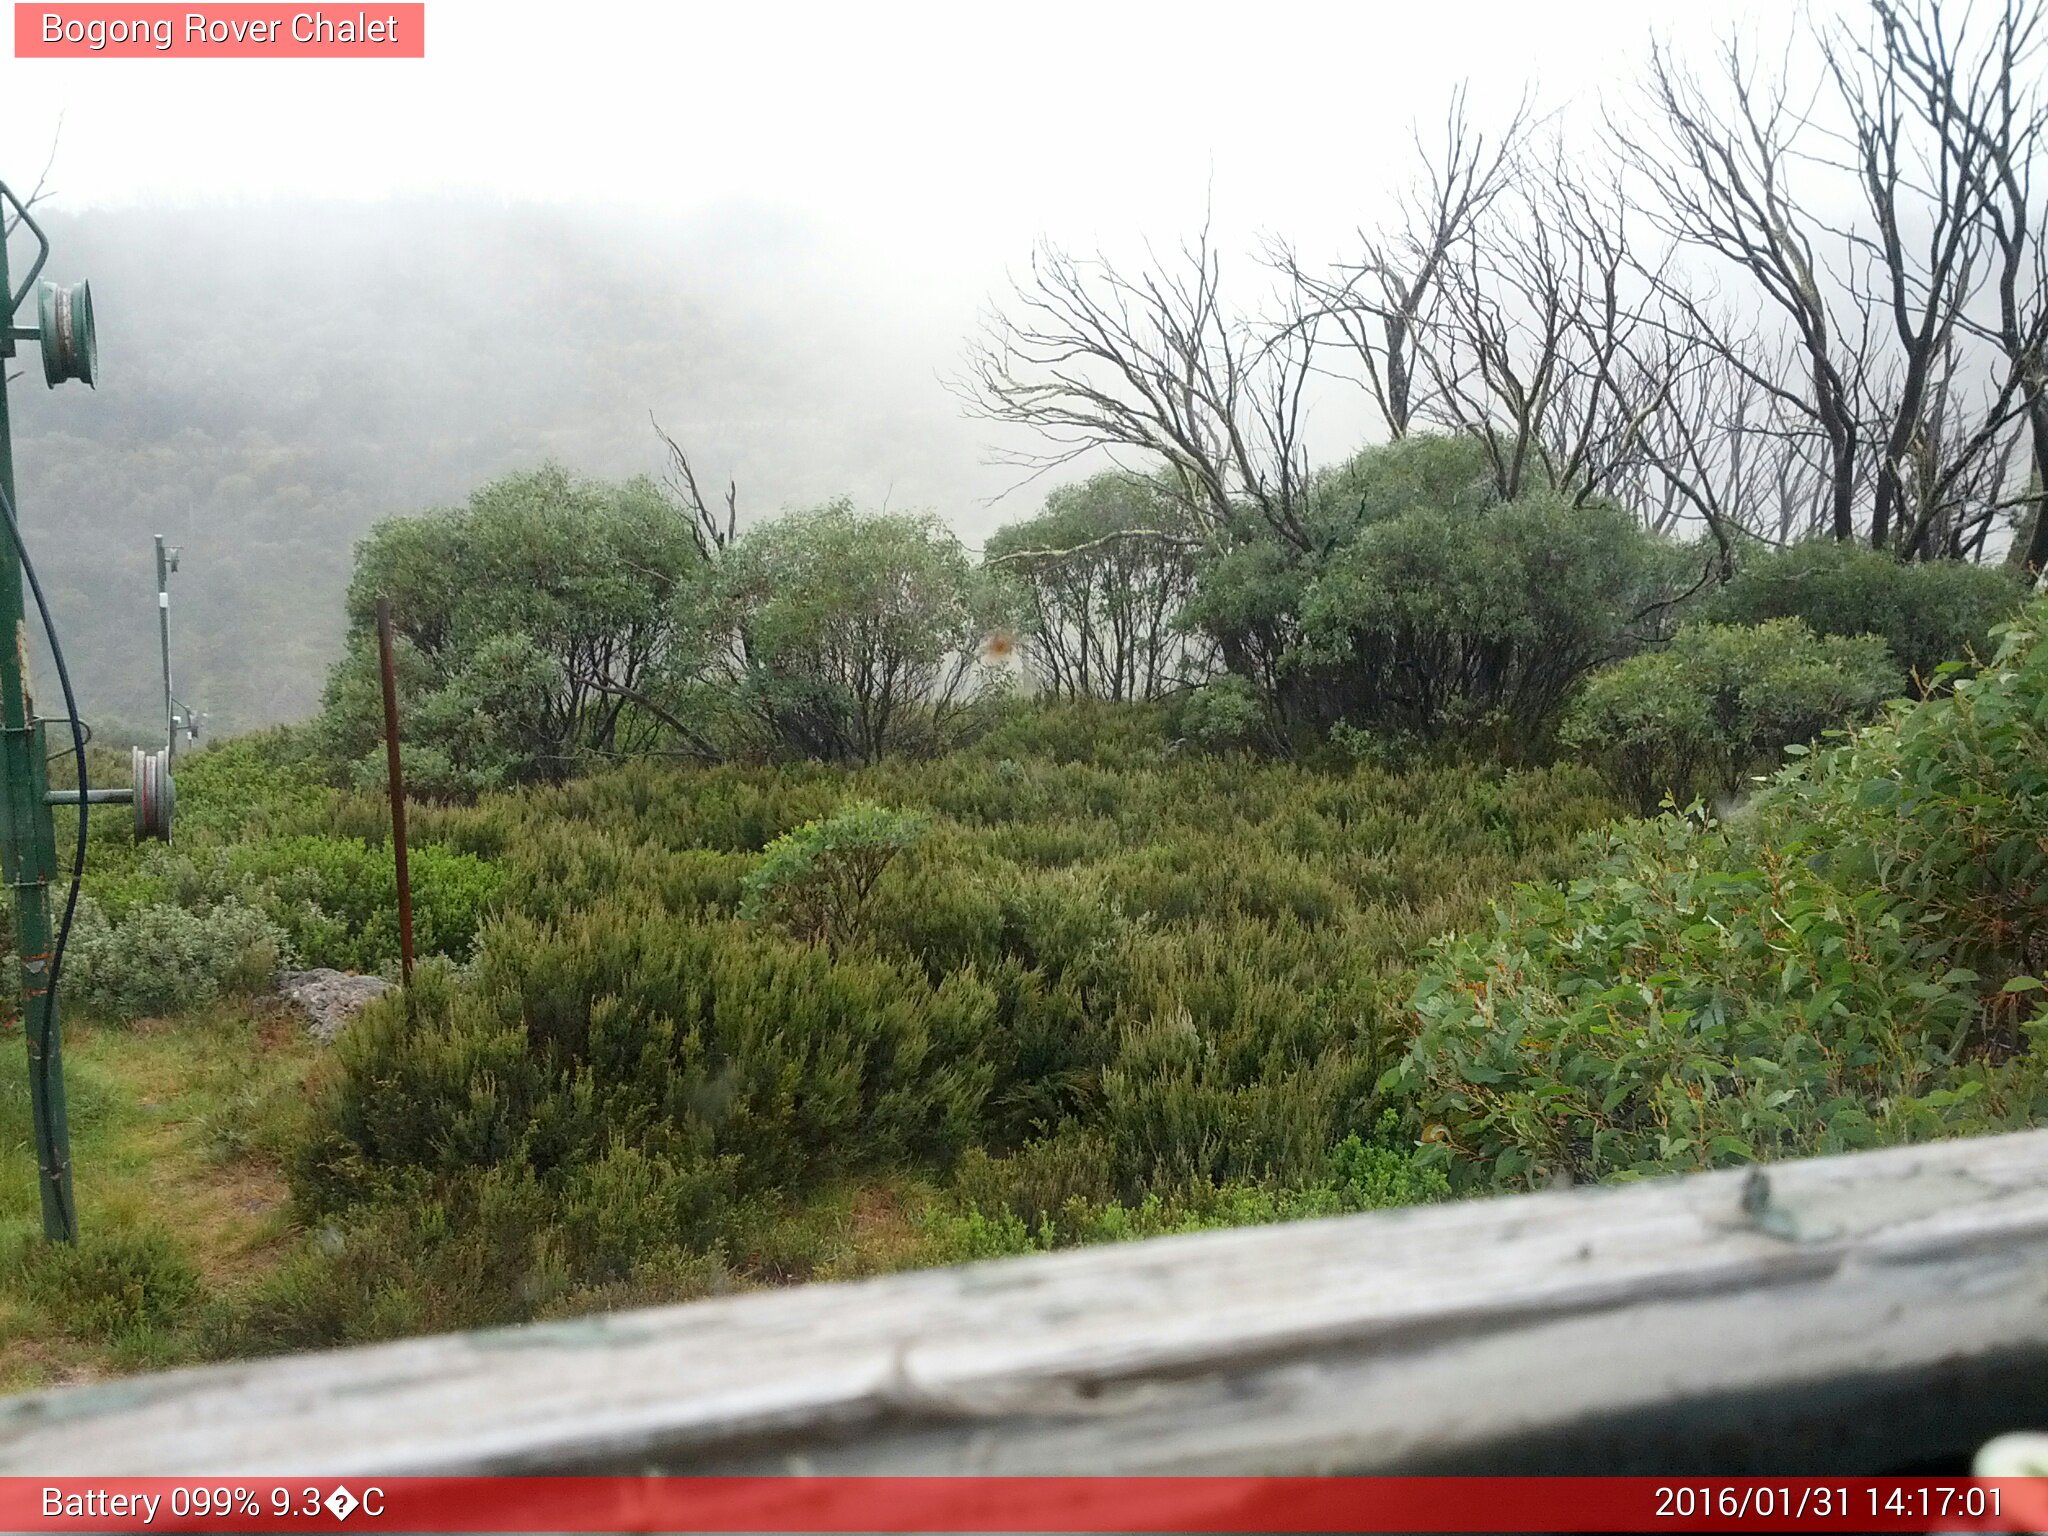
[375,598,415,985]
[155,534,174,757]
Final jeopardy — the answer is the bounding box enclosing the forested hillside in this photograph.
[12,199,996,736]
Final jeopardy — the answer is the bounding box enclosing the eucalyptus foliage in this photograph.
[317,481,1011,788]
[1399,600,2048,1190]
[739,801,930,948]
[1294,490,1692,745]
[718,502,1009,763]
[984,471,1204,702]
[319,466,708,794]
[1561,620,1903,812]
[1178,437,1700,747]
[1704,538,2027,690]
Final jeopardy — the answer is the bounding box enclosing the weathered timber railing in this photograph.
[4,1128,2048,1476]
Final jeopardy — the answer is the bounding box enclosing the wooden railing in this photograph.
[4,1128,2047,1476]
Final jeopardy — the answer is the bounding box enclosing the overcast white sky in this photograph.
[7,0,1811,270]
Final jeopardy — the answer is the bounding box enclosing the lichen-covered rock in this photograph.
[278,968,394,1043]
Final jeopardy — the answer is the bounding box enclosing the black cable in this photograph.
[0,479,82,1242]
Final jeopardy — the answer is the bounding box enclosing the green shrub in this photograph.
[295,909,996,1218]
[1325,720,1425,772]
[216,835,500,970]
[267,912,1002,1344]
[969,698,1174,767]
[720,502,1010,764]
[923,1111,1449,1260]
[984,472,1202,705]
[1176,676,1266,752]
[739,801,929,948]
[1772,604,2048,999]
[557,1140,741,1282]
[316,468,711,794]
[1704,541,2025,689]
[1174,437,1701,748]
[65,896,291,1020]
[167,727,334,840]
[103,835,499,974]
[217,1167,572,1353]
[251,739,1618,1345]
[1397,600,2048,1190]
[17,1228,203,1342]
[1561,620,1903,812]
[1394,815,2001,1186]
[1283,479,1697,744]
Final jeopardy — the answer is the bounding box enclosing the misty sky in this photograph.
[4,0,1826,539]
[12,2,1801,242]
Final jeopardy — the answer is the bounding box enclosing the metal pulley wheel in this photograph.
[130,746,174,841]
[38,280,96,388]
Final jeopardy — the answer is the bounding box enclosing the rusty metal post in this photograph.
[374,598,415,985]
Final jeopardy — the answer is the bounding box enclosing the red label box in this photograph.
[6,1476,2048,1533]
[14,4,424,57]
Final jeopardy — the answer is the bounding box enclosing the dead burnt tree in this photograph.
[1867,0,2048,569]
[1277,87,1532,443]
[1864,331,2035,561]
[1619,38,1868,545]
[1608,323,1783,563]
[0,121,60,239]
[652,414,740,564]
[961,222,1317,554]
[960,226,1319,742]
[1413,140,1664,507]
[1918,374,2029,559]
[1823,0,2034,558]
[1613,3,2048,561]
[538,418,751,763]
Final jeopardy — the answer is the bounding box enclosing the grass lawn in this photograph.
[0,1001,318,1390]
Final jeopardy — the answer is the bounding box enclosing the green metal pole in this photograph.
[0,217,78,1243]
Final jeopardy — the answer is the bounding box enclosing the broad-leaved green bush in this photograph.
[1561,620,1902,812]
[717,501,1015,763]
[1397,600,2048,1190]
[1174,438,1700,749]
[317,467,711,794]
[984,470,1206,703]
[1176,675,1266,752]
[1703,539,2025,689]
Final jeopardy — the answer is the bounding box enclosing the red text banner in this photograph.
[14,5,424,58]
[5,1476,2048,1533]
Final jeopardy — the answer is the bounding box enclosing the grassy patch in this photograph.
[0,1001,317,1390]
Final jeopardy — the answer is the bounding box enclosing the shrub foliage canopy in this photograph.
[1399,603,2048,1190]
[1562,619,1903,812]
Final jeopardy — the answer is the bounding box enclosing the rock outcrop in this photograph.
[278,968,395,1043]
